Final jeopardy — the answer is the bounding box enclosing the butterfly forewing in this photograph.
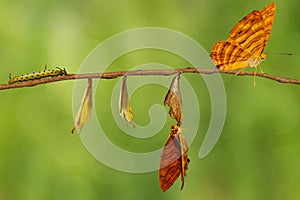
[260,2,276,49]
[159,133,182,192]
[229,10,265,57]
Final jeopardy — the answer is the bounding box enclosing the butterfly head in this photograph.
[171,125,178,132]
[260,53,268,61]
[170,125,182,135]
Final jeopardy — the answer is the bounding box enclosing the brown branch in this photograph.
[1,67,300,90]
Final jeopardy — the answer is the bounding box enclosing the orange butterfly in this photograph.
[210,2,276,74]
[159,125,190,192]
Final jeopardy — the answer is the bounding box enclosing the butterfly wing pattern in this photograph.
[210,2,276,71]
[159,125,190,192]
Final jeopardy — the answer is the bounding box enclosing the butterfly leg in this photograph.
[253,67,257,86]
[258,64,264,73]
[234,67,246,75]
[253,64,263,86]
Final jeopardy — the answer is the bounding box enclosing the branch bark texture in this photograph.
[1,68,300,90]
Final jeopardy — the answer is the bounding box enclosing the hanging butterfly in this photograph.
[159,125,190,192]
[210,3,276,76]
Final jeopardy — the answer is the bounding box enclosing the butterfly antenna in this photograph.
[266,52,293,56]
[181,127,189,131]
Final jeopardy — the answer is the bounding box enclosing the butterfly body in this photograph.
[210,2,275,71]
[248,54,266,67]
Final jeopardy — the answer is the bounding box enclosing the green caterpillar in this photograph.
[9,67,67,84]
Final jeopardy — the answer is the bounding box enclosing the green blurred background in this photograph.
[1,0,300,199]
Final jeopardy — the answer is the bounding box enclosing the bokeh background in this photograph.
[0,0,300,199]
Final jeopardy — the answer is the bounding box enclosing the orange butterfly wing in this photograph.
[260,2,276,49]
[159,125,190,192]
[210,2,276,70]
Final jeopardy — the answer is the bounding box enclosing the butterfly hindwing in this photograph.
[210,41,252,70]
